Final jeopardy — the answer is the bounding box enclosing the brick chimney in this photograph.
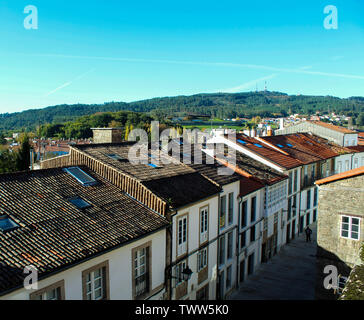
[91,128,123,144]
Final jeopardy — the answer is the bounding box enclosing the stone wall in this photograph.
[316,174,364,299]
[92,129,123,144]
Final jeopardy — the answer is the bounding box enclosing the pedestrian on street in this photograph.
[305,226,312,242]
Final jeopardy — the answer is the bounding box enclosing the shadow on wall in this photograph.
[0,262,27,296]
[315,245,351,300]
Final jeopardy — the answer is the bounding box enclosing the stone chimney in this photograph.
[92,128,123,144]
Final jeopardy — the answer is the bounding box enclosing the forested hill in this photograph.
[1,91,364,132]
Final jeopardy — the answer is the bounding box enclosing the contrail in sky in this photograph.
[43,69,95,97]
[29,53,364,81]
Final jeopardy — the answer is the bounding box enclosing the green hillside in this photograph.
[1,91,364,133]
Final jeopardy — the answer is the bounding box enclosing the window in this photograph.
[228,193,234,225]
[175,260,187,286]
[218,236,225,266]
[200,207,208,244]
[133,245,150,298]
[0,215,19,232]
[263,218,268,231]
[220,196,226,228]
[354,158,359,169]
[197,248,208,272]
[337,161,342,174]
[294,169,298,192]
[177,216,188,256]
[287,197,292,220]
[251,196,256,223]
[311,164,316,181]
[288,171,293,194]
[64,167,97,186]
[82,261,109,300]
[241,200,247,229]
[69,197,92,209]
[226,266,232,289]
[341,216,360,240]
[314,187,318,207]
[306,190,311,209]
[345,160,350,171]
[30,280,65,300]
[227,231,233,260]
[292,195,297,216]
[196,285,209,300]
[240,231,246,249]
[250,225,256,242]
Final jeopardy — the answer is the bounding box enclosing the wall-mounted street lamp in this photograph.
[169,266,193,282]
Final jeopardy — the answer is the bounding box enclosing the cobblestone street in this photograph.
[230,223,317,300]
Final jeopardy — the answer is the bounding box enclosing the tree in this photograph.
[16,133,31,171]
[0,133,6,145]
[357,113,364,126]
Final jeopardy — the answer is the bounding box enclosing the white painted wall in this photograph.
[1,230,166,300]
[171,195,219,300]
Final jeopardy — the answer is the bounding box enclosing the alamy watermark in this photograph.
[24,5,38,30]
[323,5,338,30]
[23,265,38,290]
[127,121,236,176]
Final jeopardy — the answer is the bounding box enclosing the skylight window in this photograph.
[237,139,247,145]
[63,167,98,186]
[0,215,19,232]
[69,197,92,209]
[277,144,284,148]
[106,154,127,162]
[286,143,293,147]
[148,163,161,169]
[254,143,263,148]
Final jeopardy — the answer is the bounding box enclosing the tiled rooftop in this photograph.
[261,133,338,164]
[315,166,364,185]
[0,166,168,295]
[226,134,302,170]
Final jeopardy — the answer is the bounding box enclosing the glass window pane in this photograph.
[352,218,359,225]
[342,216,349,223]
[341,230,349,237]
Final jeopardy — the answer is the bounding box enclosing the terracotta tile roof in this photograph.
[239,177,264,197]
[315,166,364,185]
[227,134,302,170]
[0,166,168,295]
[261,133,338,164]
[357,132,364,146]
[309,121,357,134]
[347,145,364,152]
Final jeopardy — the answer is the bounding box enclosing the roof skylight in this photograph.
[106,154,127,162]
[237,139,247,145]
[69,197,92,209]
[0,215,19,232]
[254,143,263,148]
[63,167,98,186]
[286,143,293,147]
[277,144,284,148]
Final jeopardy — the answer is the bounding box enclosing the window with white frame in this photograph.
[218,236,225,266]
[197,247,208,272]
[228,192,234,225]
[227,231,233,260]
[134,246,150,298]
[175,260,187,286]
[341,216,360,240]
[177,216,188,256]
[337,161,342,174]
[30,281,64,300]
[83,262,108,300]
[200,207,208,244]
[220,195,226,228]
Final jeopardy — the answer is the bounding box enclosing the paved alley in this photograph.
[230,223,317,300]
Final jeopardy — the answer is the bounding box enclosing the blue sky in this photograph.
[1,0,364,113]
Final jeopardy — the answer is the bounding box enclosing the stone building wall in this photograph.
[316,174,364,299]
[92,128,123,144]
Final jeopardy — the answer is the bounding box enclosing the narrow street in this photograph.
[230,223,317,300]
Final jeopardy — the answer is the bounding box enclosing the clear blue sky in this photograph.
[1,0,364,113]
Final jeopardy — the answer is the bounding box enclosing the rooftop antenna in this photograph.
[256,83,258,92]
[264,81,267,92]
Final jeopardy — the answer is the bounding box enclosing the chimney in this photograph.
[92,128,123,144]
[267,125,272,136]
[279,118,284,130]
